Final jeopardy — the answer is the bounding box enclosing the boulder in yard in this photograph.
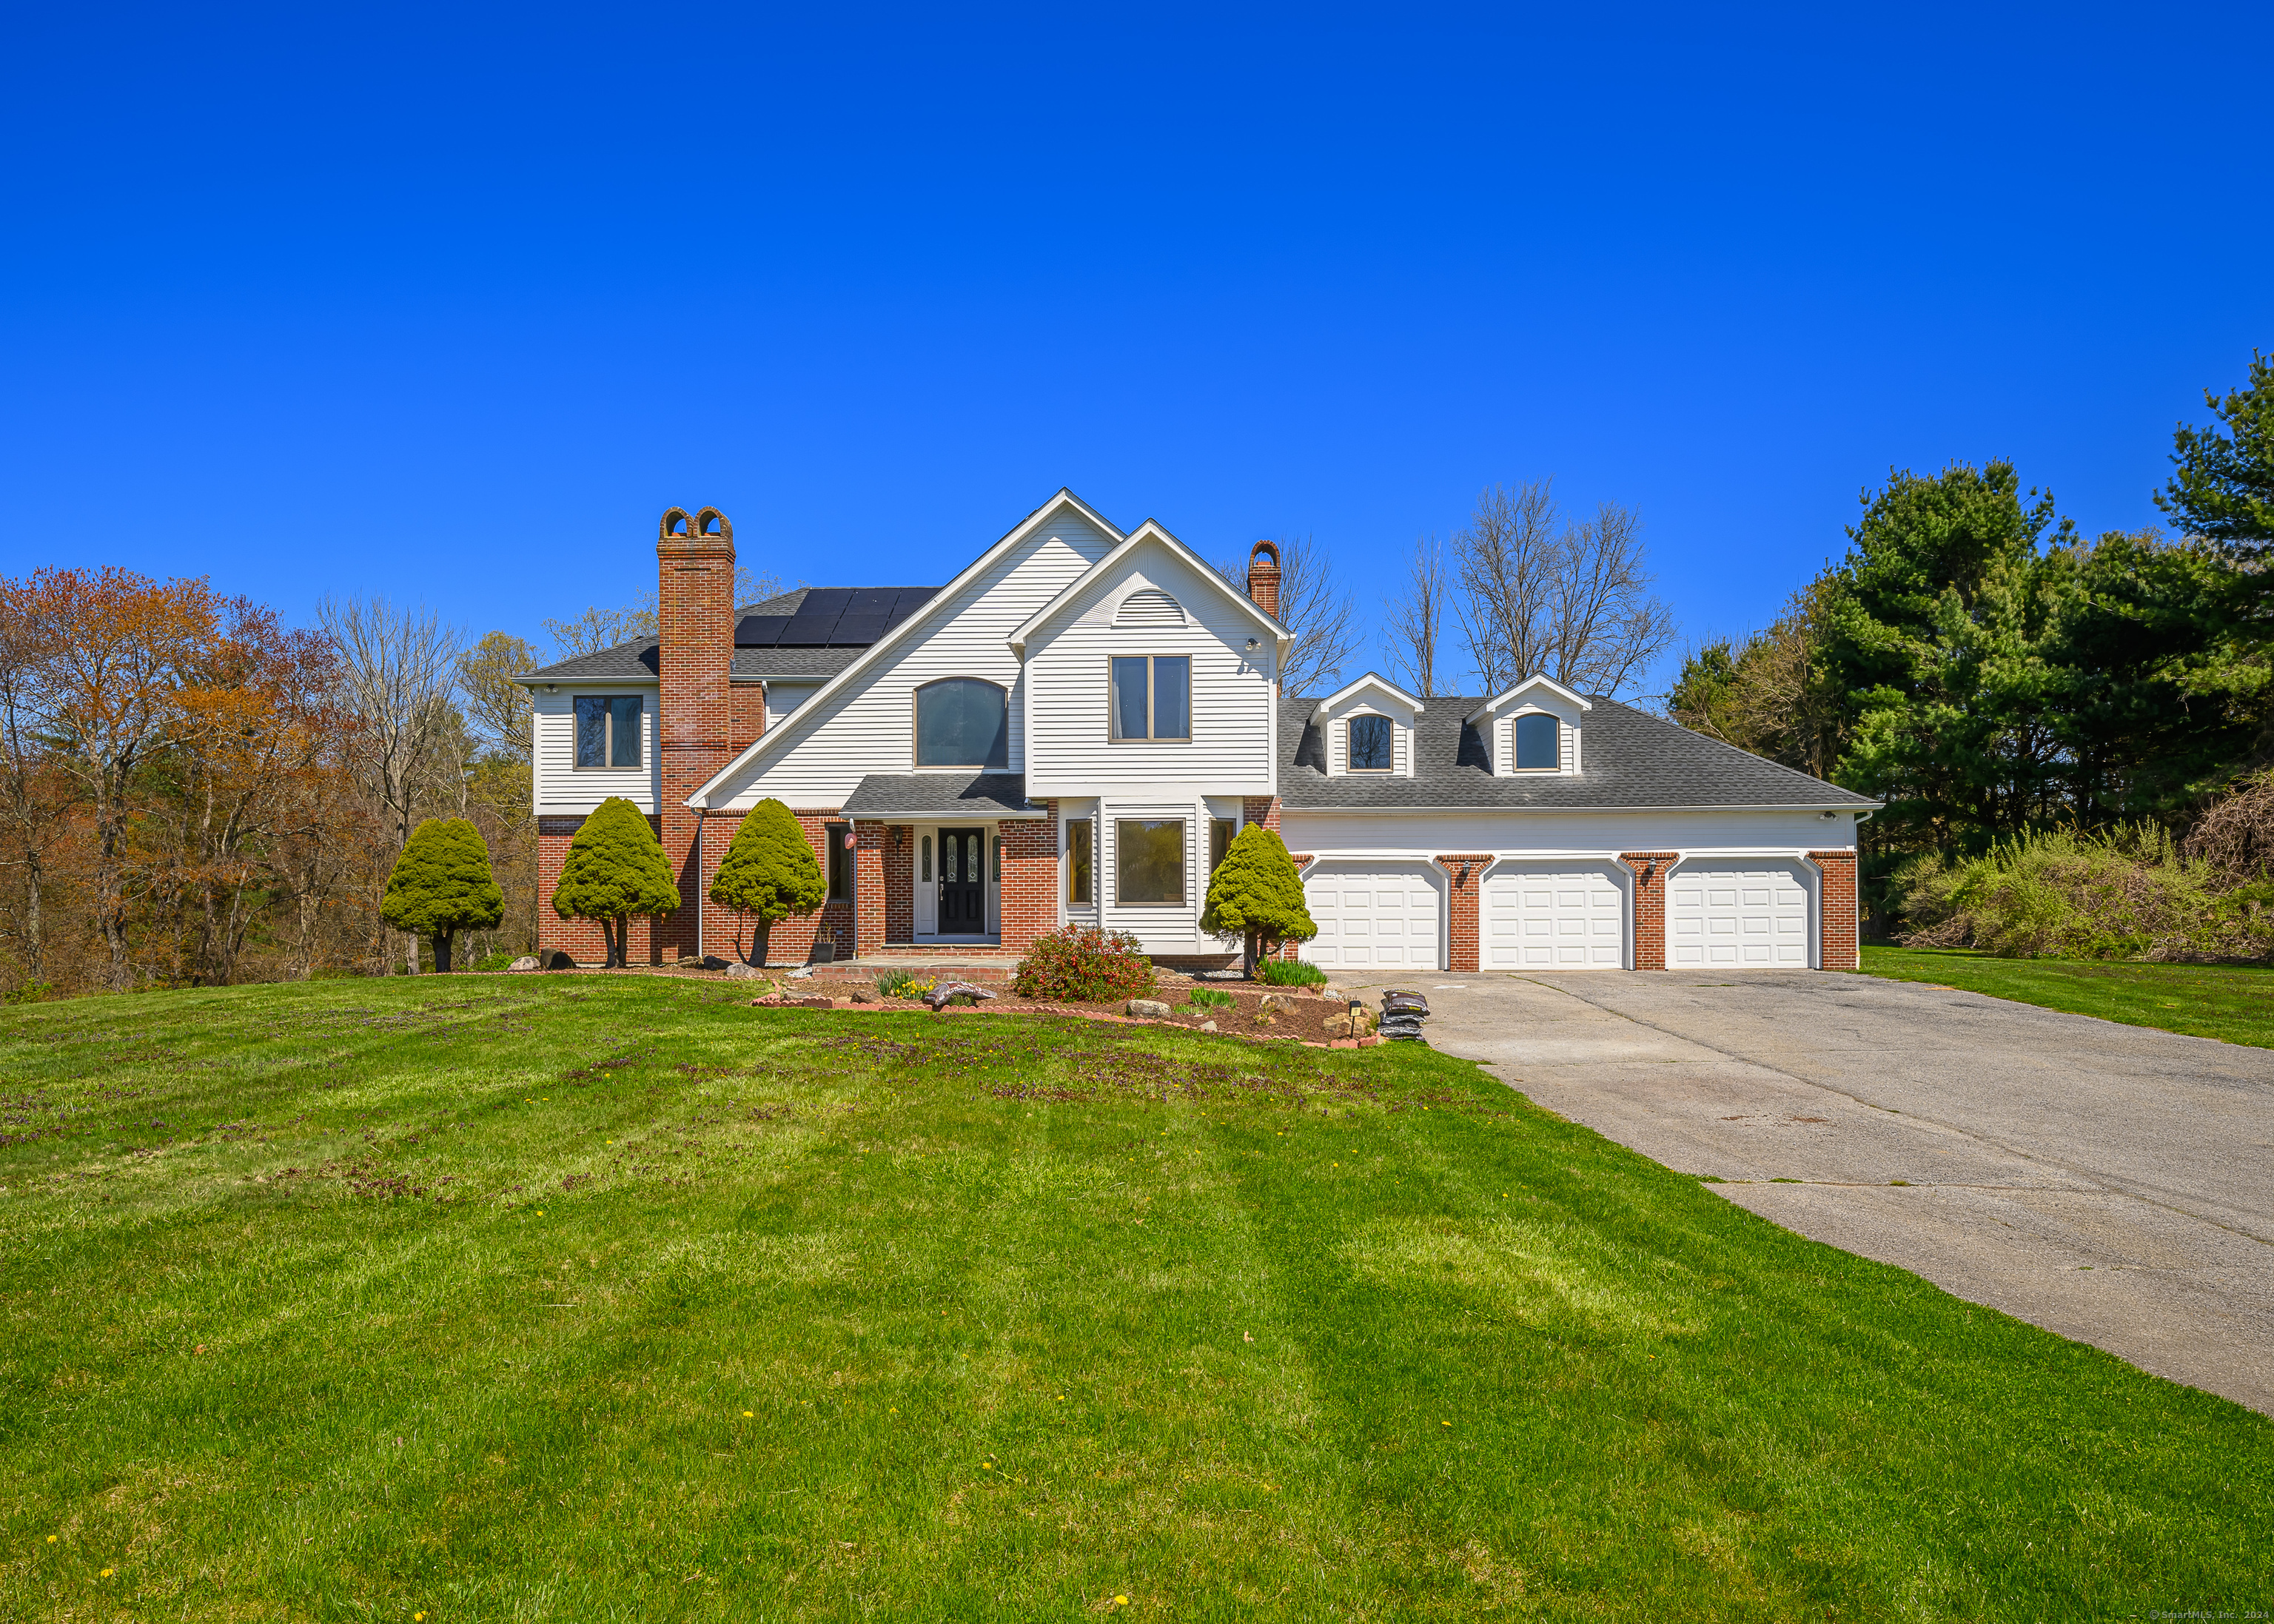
[925,980,998,1012]
[1125,998,1171,1019]
[508,955,540,973]
[725,962,768,980]
[543,951,577,970]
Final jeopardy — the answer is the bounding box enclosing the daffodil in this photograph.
[742,1410,754,1417]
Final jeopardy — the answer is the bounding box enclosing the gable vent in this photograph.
[1114,588,1187,628]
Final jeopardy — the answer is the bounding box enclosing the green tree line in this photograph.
[1668,353,2273,930]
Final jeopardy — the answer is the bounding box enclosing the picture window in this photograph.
[1116,819,1184,905]
[1514,712,1560,771]
[826,823,852,902]
[913,679,1009,769]
[1347,714,1393,771]
[1067,820,1093,905]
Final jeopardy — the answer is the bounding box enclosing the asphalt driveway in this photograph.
[1330,967,2274,1415]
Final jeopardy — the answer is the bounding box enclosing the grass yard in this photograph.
[1859,944,2274,1049]
[3,980,2270,1620]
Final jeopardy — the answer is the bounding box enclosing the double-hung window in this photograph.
[574,695,643,768]
[1110,656,1190,742]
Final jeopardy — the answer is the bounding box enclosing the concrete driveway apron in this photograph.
[1330,967,2274,1415]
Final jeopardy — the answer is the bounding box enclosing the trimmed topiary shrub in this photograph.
[1013,924,1156,1002]
[551,796,680,968]
[708,797,827,965]
[380,817,506,973]
[1201,824,1318,976]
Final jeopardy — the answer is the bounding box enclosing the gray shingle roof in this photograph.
[1278,695,1877,810]
[841,774,1043,819]
[517,590,922,685]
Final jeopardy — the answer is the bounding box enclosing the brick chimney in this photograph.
[656,505,735,961]
[1246,539,1281,618]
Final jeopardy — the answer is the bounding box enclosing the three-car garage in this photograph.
[1296,853,1824,972]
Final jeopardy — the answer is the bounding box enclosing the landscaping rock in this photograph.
[851,989,879,1004]
[725,962,767,980]
[1125,999,1171,1020]
[1198,1019,1218,1033]
[700,955,731,971]
[543,951,576,970]
[1324,1010,1378,1039]
[925,979,997,1012]
[507,955,540,973]
[1258,993,1295,1014]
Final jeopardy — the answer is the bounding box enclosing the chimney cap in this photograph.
[1250,539,1281,568]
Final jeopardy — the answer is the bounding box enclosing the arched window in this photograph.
[913,679,1009,769]
[1514,712,1560,771]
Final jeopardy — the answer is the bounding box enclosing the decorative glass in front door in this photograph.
[938,828,986,934]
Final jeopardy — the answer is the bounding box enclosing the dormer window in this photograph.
[1515,712,1559,771]
[1348,714,1392,772]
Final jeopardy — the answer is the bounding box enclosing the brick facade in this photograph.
[1809,849,1860,970]
[999,806,1061,952]
[1433,853,1492,973]
[1620,851,1680,971]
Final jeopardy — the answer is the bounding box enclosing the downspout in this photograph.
[695,808,705,962]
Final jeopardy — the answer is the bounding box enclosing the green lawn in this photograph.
[1859,944,2274,1048]
[3,980,2268,1620]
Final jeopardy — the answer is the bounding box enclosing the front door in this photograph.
[938,827,987,936]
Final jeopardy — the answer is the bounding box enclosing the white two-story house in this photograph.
[519,491,1874,973]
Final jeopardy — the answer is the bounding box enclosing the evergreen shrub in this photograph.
[1013,925,1156,1001]
[380,817,506,973]
[708,798,826,965]
[551,797,680,968]
[1201,825,1318,974]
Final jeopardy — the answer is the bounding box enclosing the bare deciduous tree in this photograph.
[1385,534,1447,698]
[320,596,462,972]
[1451,480,1675,698]
[543,566,788,662]
[1218,536,1359,697]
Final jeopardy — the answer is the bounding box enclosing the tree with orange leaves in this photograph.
[13,568,222,990]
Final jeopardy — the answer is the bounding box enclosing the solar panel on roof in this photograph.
[734,615,793,647]
[845,588,899,612]
[829,615,890,642]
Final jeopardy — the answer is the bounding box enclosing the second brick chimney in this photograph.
[1246,539,1281,618]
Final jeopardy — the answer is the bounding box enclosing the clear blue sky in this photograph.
[3,2,2267,697]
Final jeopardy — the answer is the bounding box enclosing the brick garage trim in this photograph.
[1808,849,1860,970]
[1620,851,1681,972]
[1433,854,1492,973]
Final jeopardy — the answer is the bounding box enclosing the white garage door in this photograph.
[1483,862,1626,967]
[1301,866,1443,969]
[1668,862,1812,967]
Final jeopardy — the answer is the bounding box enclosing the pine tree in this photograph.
[1201,823,1316,976]
[708,798,827,965]
[380,816,506,973]
[550,796,680,967]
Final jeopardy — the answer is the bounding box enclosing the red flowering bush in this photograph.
[1013,925,1157,1001]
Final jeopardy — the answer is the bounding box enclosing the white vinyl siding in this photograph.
[1024,550,1278,798]
[712,505,1117,808]
[1483,862,1627,968]
[531,685,662,814]
[1300,862,1444,970]
[1669,862,1814,967]
[765,681,822,729]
